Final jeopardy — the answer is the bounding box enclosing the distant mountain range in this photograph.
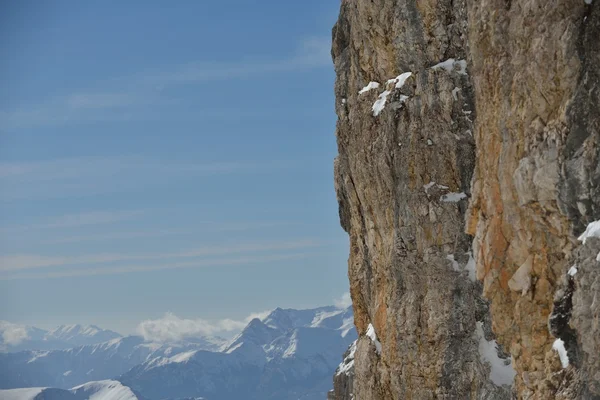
[0,322,121,352]
[0,380,145,400]
[0,306,355,400]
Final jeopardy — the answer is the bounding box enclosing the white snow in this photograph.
[427,139,433,146]
[440,192,467,202]
[340,317,355,338]
[169,350,197,363]
[283,334,298,358]
[423,182,436,191]
[0,388,46,400]
[386,72,413,89]
[568,265,578,276]
[366,323,382,354]
[475,322,516,386]
[1,381,141,400]
[447,253,477,282]
[577,220,600,244]
[27,351,49,363]
[359,81,380,94]
[585,0,592,4]
[552,339,569,369]
[423,182,449,193]
[452,87,461,100]
[63,370,72,376]
[310,309,345,328]
[431,58,468,75]
[72,380,139,400]
[446,255,461,273]
[336,340,357,376]
[372,90,391,116]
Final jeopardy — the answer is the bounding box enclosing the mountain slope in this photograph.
[120,306,356,400]
[0,335,223,389]
[0,322,122,353]
[0,380,143,400]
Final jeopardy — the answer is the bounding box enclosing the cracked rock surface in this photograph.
[329,0,600,399]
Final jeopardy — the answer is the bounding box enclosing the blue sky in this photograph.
[0,0,349,335]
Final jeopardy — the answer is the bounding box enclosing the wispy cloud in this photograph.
[0,156,276,200]
[43,229,190,244]
[0,36,331,129]
[143,36,331,85]
[0,252,315,280]
[333,292,352,309]
[137,310,272,342]
[0,321,30,346]
[0,210,144,235]
[0,156,259,182]
[41,222,294,244]
[0,239,321,273]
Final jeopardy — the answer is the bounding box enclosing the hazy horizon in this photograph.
[0,0,350,335]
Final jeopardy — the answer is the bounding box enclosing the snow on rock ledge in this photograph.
[475,322,516,386]
[365,323,382,354]
[552,339,570,369]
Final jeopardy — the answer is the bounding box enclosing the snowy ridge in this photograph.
[0,305,355,400]
[0,380,142,400]
[335,340,357,376]
[0,322,122,353]
[119,306,356,400]
[71,380,140,400]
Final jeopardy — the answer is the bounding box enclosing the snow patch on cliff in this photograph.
[366,323,382,354]
[431,59,468,75]
[578,220,600,261]
[578,220,600,244]
[386,72,412,89]
[372,91,391,116]
[447,253,477,282]
[359,81,380,94]
[336,340,357,376]
[552,339,569,368]
[475,322,516,386]
[440,192,467,202]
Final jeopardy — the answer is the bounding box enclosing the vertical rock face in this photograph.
[330,0,599,399]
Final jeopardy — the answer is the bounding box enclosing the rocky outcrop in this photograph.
[330,0,599,399]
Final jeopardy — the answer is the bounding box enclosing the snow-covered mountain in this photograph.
[0,322,121,352]
[120,306,356,400]
[0,305,355,400]
[0,380,144,400]
[0,334,225,390]
[46,324,122,347]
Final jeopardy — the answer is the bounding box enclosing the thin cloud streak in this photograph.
[0,37,331,130]
[0,239,322,272]
[0,210,145,235]
[0,156,263,182]
[43,229,191,244]
[0,252,314,281]
[42,222,296,244]
[0,156,282,201]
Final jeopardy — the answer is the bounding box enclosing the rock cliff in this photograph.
[330,0,599,399]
